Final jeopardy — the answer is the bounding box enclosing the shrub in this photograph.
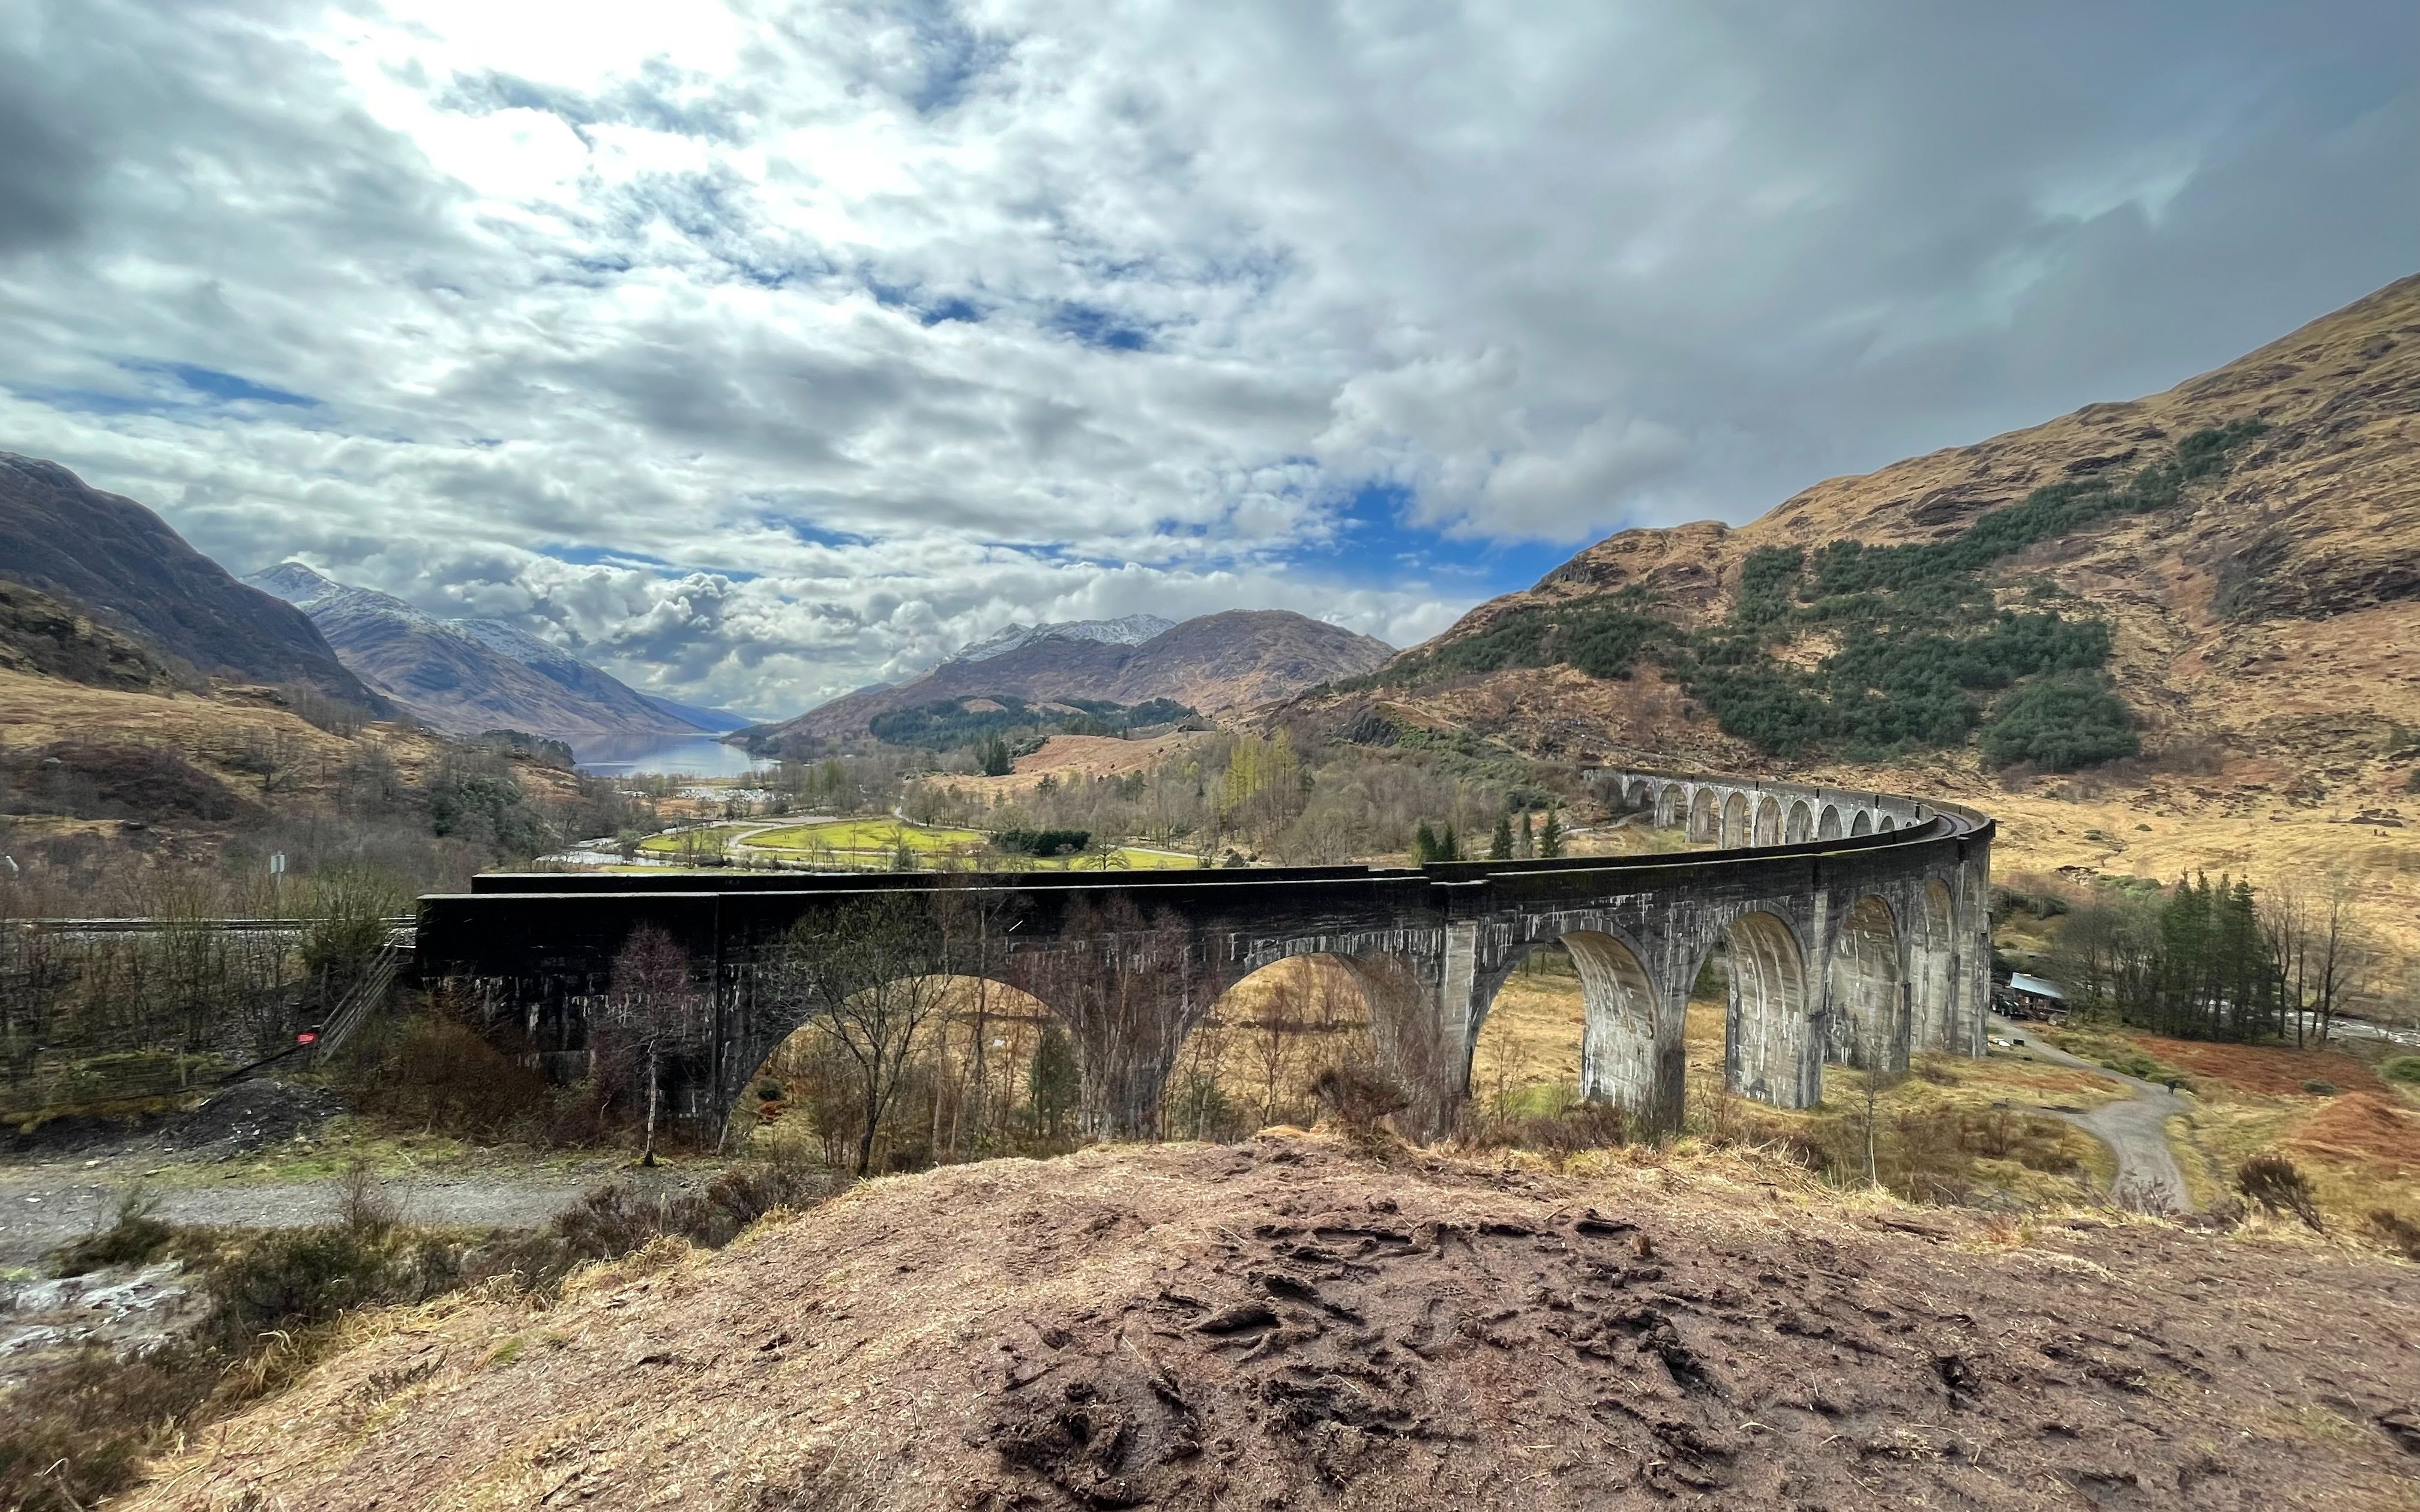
[2381,1056,2420,1085]
[2301,1078,2338,1096]
[2369,1209,2420,1261]
[0,1347,219,1511]
[49,1186,173,1276]
[1310,1063,1409,1133]
[2236,1151,2325,1231]
[993,827,1091,857]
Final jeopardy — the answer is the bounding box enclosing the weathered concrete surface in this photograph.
[417,770,1992,1137]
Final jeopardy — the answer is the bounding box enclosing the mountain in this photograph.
[1303,271,2420,772]
[0,454,382,708]
[948,614,1177,664]
[751,609,1393,745]
[245,562,704,745]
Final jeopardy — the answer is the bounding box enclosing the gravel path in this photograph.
[1993,1015,2196,1212]
[0,1167,649,1268]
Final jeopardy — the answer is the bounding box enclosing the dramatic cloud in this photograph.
[1,0,2412,715]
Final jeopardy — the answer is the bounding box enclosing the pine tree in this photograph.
[1439,824,1460,862]
[1538,806,1564,859]
[1489,813,1515,860]
[1413,820,1438,865]
[1520,811,1535,858]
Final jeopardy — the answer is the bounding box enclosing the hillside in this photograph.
[755,608,1392,745]
[121,1136,2420,1510]
[247,562,703,746]
[1280,274,2420,981]
[0,453,382,709]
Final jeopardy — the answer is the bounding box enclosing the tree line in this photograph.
[2043,869,2376,1043]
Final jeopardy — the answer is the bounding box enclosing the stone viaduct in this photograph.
[414,770,1991,1138]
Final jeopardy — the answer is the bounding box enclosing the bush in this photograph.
[2370,1209,2420,1261]
[49,1186,173,1276]
[993,827,1091,857]
[0,1347,219,1511]
[1310,1063,1409,1133]
[2301,1078,2338,1096]
[2381,1056,2420,1085]
[2236,1151,2325,1231]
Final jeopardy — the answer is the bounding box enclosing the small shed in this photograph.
[2000,971,2069,1021]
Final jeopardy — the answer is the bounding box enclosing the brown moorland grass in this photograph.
[115,1135,2420,1511]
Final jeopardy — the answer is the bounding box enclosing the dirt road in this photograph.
[0,1165,672,1268]
[1992,1015,2195,1211]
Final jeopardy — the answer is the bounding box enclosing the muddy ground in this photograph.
[124,1134,2420,1511]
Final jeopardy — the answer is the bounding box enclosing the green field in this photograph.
[749,820,983,852]
[637,820,1201,871]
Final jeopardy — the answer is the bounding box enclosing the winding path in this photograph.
[1992,1015,2195,1212]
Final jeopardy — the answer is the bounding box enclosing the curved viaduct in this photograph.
[415,770,1991,1138]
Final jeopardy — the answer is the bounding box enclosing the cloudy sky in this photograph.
[2,1,2413,717]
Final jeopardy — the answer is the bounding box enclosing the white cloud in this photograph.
[0,0,2412,714]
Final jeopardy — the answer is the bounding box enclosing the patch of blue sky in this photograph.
[1048,302,1151,352]
[119,360,318,407]
[864,276,984,325]
[16,360,322,417]
[781,518,873,550]
[1307,481,1574,596]
[537,543,759,583]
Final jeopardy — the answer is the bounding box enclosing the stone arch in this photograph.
[735,971,1065,1162]
[1909,878,1958,1054]
[1786,799,1814,844]
[1849,809,1874,837]
[1718,910,1814,1108]
[1877,814,1897,833]
[1753,794,1783,846]
[1817,803,1843,841]
[1623,778,1657,814]
[1469,929,1666,1128]
[1179,953,1377,1137]
[1688,787,1720,844]
[1720,791,1751,848]
[1828,895,1906,1073]
[1655,783,1683,829]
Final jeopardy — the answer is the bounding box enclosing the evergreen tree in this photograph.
[1488,813,1515,860]
[1439,824,1461,862]
[1413,820,1438,865]
[1520,811,1535,858]
[1538,806,1564,859]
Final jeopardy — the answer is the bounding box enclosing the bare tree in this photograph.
[768,894,956,1175]
[1012,899,1207,1139]
[2262,873,2370,1046]
[603,926,709,1166]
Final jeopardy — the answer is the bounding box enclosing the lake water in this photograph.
[574,734,768,778]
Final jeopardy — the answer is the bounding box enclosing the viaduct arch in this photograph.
[415,770,1991,1139]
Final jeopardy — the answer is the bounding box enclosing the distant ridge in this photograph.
[246,561,703,744]
[747,608,1392,745]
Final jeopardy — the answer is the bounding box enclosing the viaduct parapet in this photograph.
[415,770,1992,1138]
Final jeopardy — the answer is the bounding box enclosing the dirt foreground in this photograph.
[126,1136,2420,1511]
